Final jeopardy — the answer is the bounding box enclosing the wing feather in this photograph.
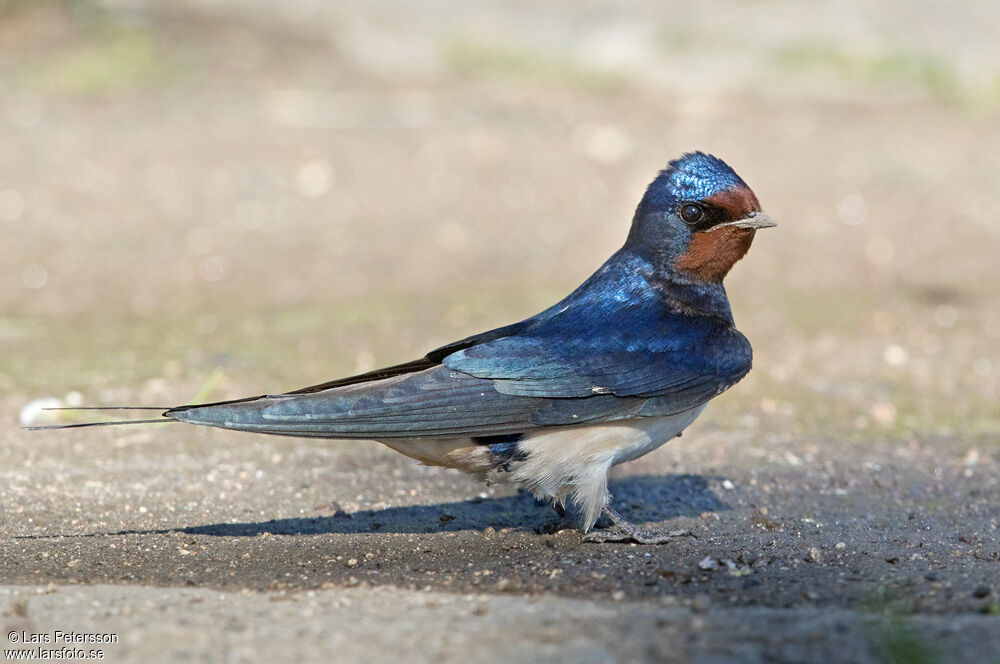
[168,253,752,439]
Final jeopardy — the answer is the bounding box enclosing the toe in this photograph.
[582,529,630,543]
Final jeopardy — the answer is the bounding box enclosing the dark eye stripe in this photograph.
[680,202,730,231]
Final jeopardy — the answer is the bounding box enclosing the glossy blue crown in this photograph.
[640,152,749,212]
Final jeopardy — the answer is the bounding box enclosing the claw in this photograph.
[582,529,631,544]
[583,527,693,545]
[581,504,696,545]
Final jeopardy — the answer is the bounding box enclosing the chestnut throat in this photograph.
[675,226,757,283]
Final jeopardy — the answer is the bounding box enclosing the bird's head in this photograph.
[627,152,775,283]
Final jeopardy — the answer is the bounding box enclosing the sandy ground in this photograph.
[1,1,999,662]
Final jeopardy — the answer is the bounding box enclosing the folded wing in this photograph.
[168,297,750,439]
[168,365,651,438]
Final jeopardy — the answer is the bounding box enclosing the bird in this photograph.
[30,151,775,544]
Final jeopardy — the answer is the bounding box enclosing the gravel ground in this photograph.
[4,584,1000,664]
[1,1,998,662]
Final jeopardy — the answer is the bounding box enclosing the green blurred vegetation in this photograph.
[446,40,627,92]
[775,42,1000,109]
[1,0,184,96]
[868,619,938,664]
[861,590,941,664]
[776,43,956,95]
[19,27,166,95]
[1,277,568,399]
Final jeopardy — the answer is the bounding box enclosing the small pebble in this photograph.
[19,397,64,426]
[698,557,718,571]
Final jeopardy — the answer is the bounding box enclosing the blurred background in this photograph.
[2,5,1000,657]
[2,0,998,444]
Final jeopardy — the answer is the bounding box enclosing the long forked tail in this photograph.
[23,391,269,431]
[21,368,268,431]
[22,406,176,431]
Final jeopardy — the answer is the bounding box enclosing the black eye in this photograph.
[680,203,704,225]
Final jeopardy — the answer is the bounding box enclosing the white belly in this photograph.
[604,405,707,466]
[379,405,707,532]
[507,405,706,528]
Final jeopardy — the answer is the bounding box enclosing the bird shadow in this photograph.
[13,474,729,540]
[125,473,728,538]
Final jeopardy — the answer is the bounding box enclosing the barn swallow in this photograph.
[31,152,775,544]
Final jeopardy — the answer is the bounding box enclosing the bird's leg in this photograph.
[528,496,574,534]
[582,505,695,545]
[534,501,573,535]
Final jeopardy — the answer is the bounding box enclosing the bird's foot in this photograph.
[582,505,695,545]
[582,527,693,545]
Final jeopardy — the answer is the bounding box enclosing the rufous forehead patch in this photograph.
[704,185,760,221]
